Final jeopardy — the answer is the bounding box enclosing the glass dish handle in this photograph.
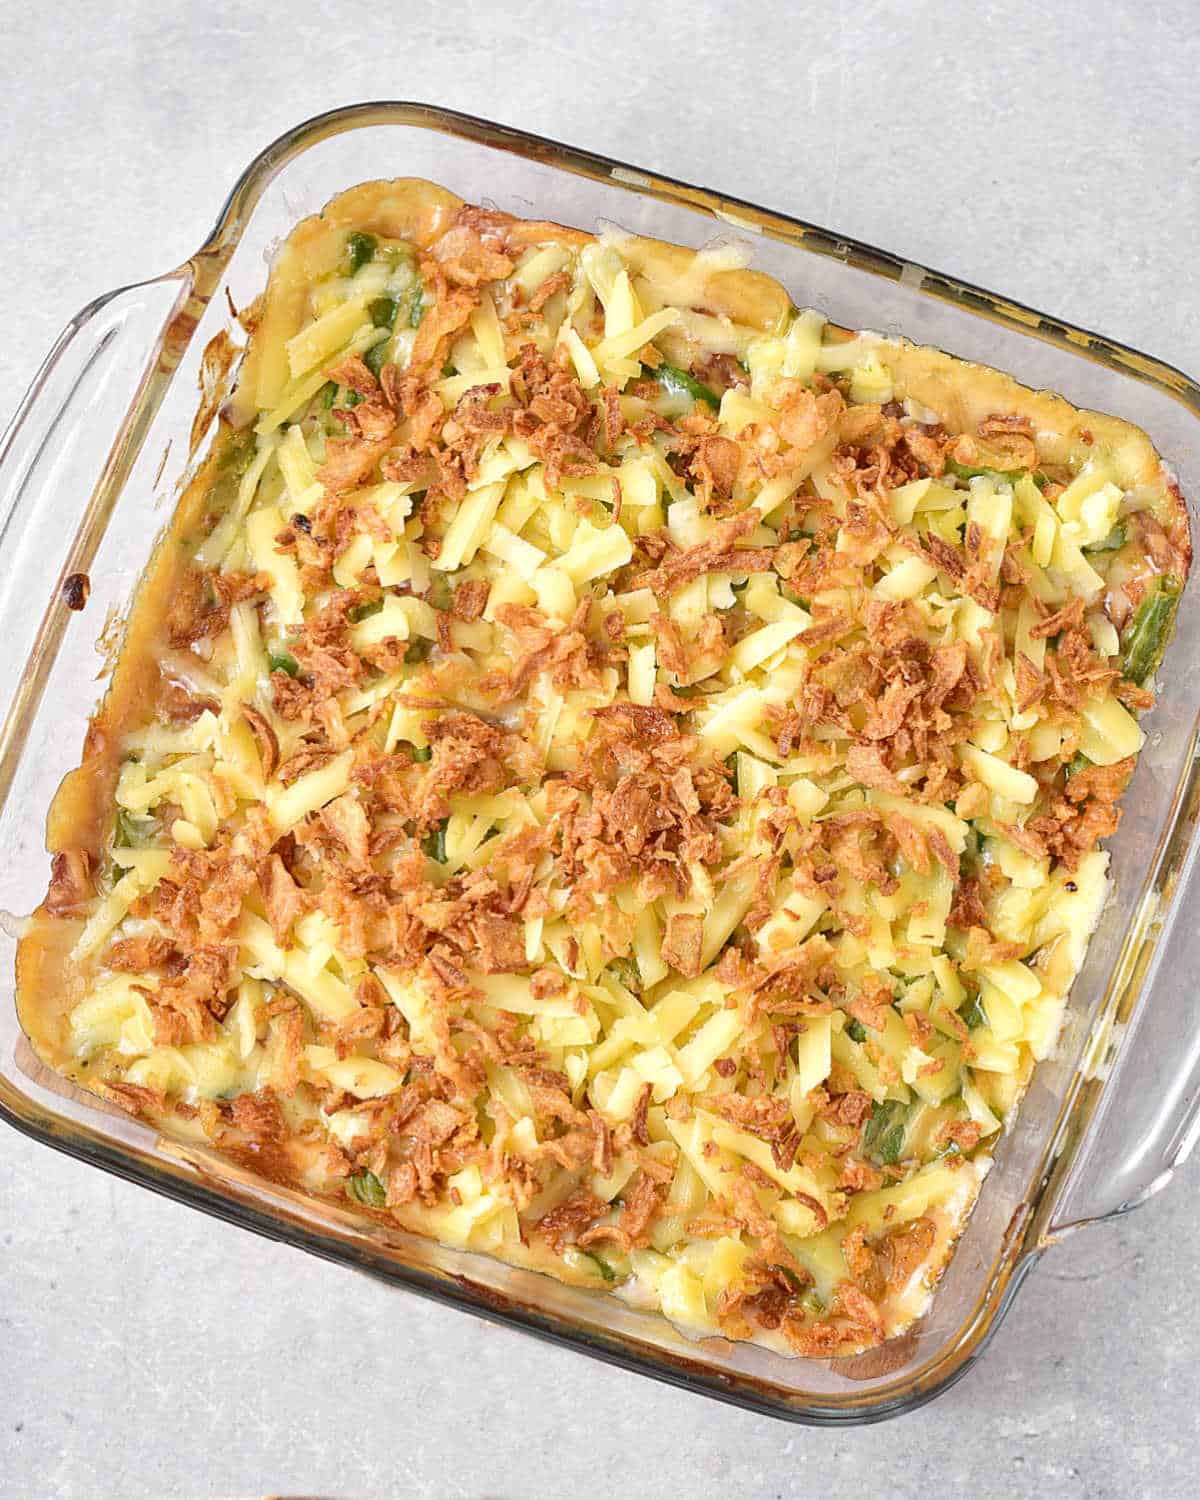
[0,275,187,723]
[1046,835,1200,1238]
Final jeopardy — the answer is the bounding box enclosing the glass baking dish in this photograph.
[3,102,1199,1425]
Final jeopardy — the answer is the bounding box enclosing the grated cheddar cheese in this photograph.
[17,179,1190,1358]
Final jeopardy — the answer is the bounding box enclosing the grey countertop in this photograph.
[2,2,1199,1496]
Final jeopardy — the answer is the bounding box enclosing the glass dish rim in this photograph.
[3,98,1199,1426]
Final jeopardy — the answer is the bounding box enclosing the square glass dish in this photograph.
[3,102,1200,1424]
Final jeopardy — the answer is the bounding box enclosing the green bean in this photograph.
[654,361,720,410]
[1083,524,1126,554]
[404,638,433,665]
[347,1170,387,1208]
[370,296,400,330]
[580,1251,616,1283]
[344,231,377,276]
[268,647,300,677]
[347,597,384,623]
[945,458,1025,485]
[862,1099,908,1165]
[364,340,390,379]
[113,809,140,848]
[111,810,143,870]
[959,993,987,1031]
[1121,575,1181,686]
[423,822,448,863]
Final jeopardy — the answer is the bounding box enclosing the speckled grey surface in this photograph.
[2,2,1199,1496]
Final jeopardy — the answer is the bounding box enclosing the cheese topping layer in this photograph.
[19,180,1190,1356]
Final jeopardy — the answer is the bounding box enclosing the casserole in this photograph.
[2,103,1200,1420]
[12,174,1190,1359]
